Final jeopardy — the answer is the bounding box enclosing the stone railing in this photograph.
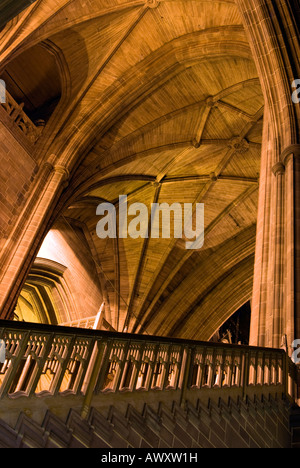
[59,315,115,333]
[0,90,43,144]
[0,320,297,412]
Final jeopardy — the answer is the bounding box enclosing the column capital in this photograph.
[53,165,70,183]
[281,144,300,166]
[272,161,285,176]
[42,161,54,172]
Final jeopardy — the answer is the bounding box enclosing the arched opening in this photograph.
[14,220,112,329]
[14,258,71,325]
[211,301,252,346]
[0,43,62,126]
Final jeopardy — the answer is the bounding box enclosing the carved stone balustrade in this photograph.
[0,91,43,144]
[0,320,296,412]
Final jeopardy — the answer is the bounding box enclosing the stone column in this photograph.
[236,0,300,352]
[251,143,300,353]
[249,109,273,347]
[0,162,69,319]
[281,145,300,351]
[269,161,285,349]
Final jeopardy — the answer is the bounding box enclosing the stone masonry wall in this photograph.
[0,121,37,252]
[0,395,292,448]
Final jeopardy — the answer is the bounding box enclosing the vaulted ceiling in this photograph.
[1,0,264,340]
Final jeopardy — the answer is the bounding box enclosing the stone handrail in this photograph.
[59,315,115,332]
[0,320,297,409]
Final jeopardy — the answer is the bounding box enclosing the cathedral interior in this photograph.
[0,0,299,449]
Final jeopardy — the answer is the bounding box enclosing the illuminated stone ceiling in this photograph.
[0,0,264,339]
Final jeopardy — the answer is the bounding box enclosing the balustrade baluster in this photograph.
[200,347,208,389]
[264,354,270,386]
[53,334,77,395]
[146,343,158,390]
[211,348,218,388]
[81,340,107,419]
[220,349,227,388]
[242,351,249,398]
[75,337,96,395]
[163,344,172,389]
[178,345,188,390]
[179,346,192,408]
[131,343,146,391]
[95,340,113,393]
[28,333,55,396]
[0,330,31,397]
[120,342,141,391]
[229,350,236,387]
[115,341,131,392]
[136,343,154,391]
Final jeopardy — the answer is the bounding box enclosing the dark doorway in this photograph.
[211,301,251,345]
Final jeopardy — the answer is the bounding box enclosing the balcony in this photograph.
[0,320,297,414]
[0,89,43,150]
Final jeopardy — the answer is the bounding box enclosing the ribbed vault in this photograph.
[2,0,265,339]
